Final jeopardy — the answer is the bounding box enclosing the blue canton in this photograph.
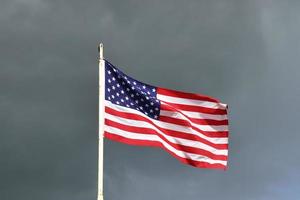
[105,61,160,120]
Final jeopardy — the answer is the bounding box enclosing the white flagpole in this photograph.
[98,43,105,200]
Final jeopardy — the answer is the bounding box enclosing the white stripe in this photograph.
[105,100,228,144]
[105,125,227,166]
[160,110,228,131]
[159,106,228,131]
[160,104,228,120]
[157,94,227,109]
[105,112,228,155]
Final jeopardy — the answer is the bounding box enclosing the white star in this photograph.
[143,85,146,89]
[155,107,159,111]
[131,94,134,97]
[125,96,129,100]
[150,109,153,113]
[116,93,120,96]
[127,80,131,84]
[145,112,148,115]
[140,98,144,102]
[152,88,156,92]
[131,86,135,90]
[156,100,159,103]
[135,100,139,104]
[116,101,120,104]
[145,104,149,107]
[108,97,111,100]
[122,81,125,85]
[112,95,115,99]
[121,99,124,102]
[112,86,115,90]
[117,75,121,79]
[116,84,120,87]
[154,115,158,119]
[112,77,116,81]
[113,68,117,72]
[139,106,143,110]
[130,102,134,105]
[133,81,136,85]
[147,91,150,95]
[108,79,111,83]
[126,104,129,107]
[124,76,127,80]
[108,70,111,74]
[126,88,130,91]
[150,102,154,106]
[107,88,110,92]
[121,90,124,94]
[146,96,149,100]
[136,93,139,96]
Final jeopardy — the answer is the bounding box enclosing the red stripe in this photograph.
[160,104,228,125]
[160,103,227,118]
[160,115,228,126]
[105,118,227,161]
[157,87,220,103]
[105,132,227,170]
[159,104,228,137]
[105,106,228,149]
[160,112,228,126]
[161,102,227,114]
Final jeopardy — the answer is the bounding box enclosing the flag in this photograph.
[103,60,229,169]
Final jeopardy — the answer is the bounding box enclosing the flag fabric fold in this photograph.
[103,60,229,169]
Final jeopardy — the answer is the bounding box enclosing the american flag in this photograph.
[103,60,229,169]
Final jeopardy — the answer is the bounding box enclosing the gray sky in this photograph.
[1,0,300,199]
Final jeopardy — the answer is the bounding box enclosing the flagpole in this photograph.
[98,43,105,200]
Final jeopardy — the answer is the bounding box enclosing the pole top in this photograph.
[98,43,104,60]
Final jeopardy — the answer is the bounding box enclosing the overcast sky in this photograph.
[1,0,300,200]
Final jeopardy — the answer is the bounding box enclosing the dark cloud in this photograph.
[1,0,300,199]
